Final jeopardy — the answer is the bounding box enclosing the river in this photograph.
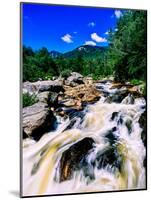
[22,80,146,196]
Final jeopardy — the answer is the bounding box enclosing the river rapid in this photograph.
[22,80,146,196]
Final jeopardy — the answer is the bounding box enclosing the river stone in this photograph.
[96,146,123,173]
[23,81,38,95]
[64,84,101,104]
[66,72,84,86]
[139,110,146,147]
[83,77,93,85]
[59,137,95,182]
[23,102,56,140]
[23,79,64,94]
[37,91,49,103]
[105,90,129,103]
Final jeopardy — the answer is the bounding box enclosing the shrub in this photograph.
[23,93,38,108]
[130,79,143,85]
[61,69,71,78]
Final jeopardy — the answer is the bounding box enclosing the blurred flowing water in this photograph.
[22,81,146,196]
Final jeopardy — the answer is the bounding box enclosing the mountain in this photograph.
[50,50,63,58]
[50,45,107,60]
[63,45,107,59]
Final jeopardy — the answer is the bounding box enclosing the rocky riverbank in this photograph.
[22,72,146,142]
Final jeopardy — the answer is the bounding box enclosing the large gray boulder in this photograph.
[23,79,64,95]
[23,102,56,140]
[65,72,84,86]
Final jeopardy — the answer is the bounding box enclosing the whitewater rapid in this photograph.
[22,81,146,196]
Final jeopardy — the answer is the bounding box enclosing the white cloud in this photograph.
[105,31,109,35]
[88,22,95,27]
[61,34,73,43]
[73,31,77,34]
[84,41,96,46]
[91,33,107,43]
[115,10,122,18]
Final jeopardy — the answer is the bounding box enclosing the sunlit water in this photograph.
[22,81,146,196]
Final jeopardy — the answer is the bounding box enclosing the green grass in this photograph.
[23,93,38,108]
[130,79,143,85]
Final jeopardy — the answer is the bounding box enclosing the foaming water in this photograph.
[22,81,146,196]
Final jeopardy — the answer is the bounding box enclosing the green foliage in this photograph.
[107,10,147,81]
[23,45,110,82]
[130,79,143,85]
[60,69,72,78]
[23,46,58,82]
[23,93,38,108]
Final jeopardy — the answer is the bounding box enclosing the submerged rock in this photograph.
[96,146,123,173]
[59,137,95,182]
[23,102,56,141]
[121,94,135,104]
[139,111,147,147]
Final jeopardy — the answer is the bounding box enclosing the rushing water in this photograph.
[22,81,146,196]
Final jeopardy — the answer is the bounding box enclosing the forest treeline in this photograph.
[23,10,147,82]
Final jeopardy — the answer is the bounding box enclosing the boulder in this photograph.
[105,90,129,103]
[23,79,64,94]
[37,92,49,103]
[38,80,64,93]
[96,146,122,173]
[23,102,56,141]
[64,84,101,104]
[23,81,38,95]
[59,137,95,182]
[64,80,79,87]
[111,82,133,90]
[139,111,147,147]
[121,94,135,104]
[83,77,93,85]
[65,72,84,86]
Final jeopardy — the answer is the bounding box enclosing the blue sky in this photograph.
[22,3,123,53]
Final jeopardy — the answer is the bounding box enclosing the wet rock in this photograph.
[47,92,60,108]
[111,82,133,90]
[23,131,28,139]
[59,137,95,182]
[139,111,147,147]
[96,146,123,173]
[64,109,86,130]
[111,112,119,121]
[105,90,129,103]
[125,119,132,133]
[95,79,113,84]
[105,127,118,145]
[121,94,135,104]
[23,102,56,141]
[60,99,77,107]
